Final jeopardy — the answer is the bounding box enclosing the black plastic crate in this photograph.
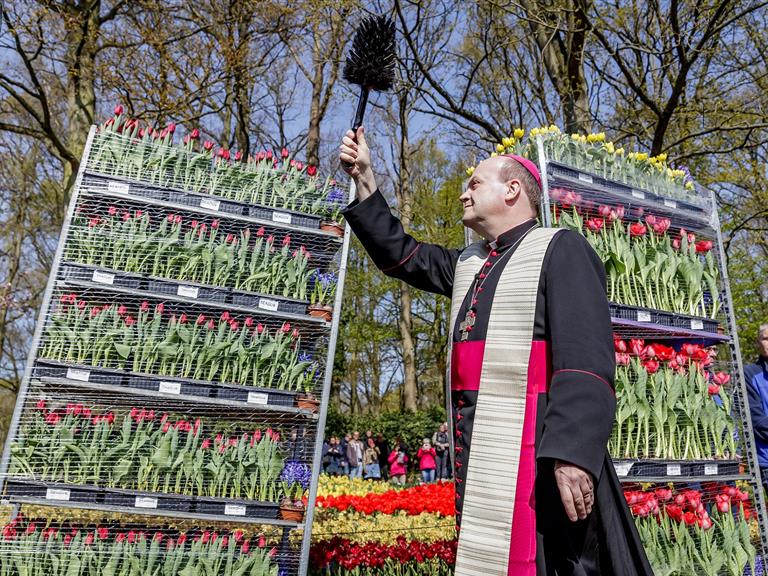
[145,279,228,303]
[33,361,126,387]
[127,375,212,398]
[59,263,141,290]
[194,496,280,519]
[214,385,296,407]
[230,292,308,315]
[101,487,193,512]
[4,480,100,504]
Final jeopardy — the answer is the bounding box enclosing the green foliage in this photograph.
[324,403,446,455]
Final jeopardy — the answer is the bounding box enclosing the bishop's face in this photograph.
[459,157,509,234]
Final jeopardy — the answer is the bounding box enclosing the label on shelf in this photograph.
[247,391,269,405]
[224,504,247,516]
[107,181,130,194]
[704,463,718,475]
[664,199,678,209]
[135,496,158,509]
[690,319,704,330]
[177,285,199,299]
[667,464,682,476]
[272,212,292,224]
[613,461,633,476]
[200,197,221,211]
[92,270,115,285]
[159,381,182,395]
[258,298,279,312]
[637,310,652,322]
[45,488,71,501]
[631,190,646,199]
[66,368,91,382]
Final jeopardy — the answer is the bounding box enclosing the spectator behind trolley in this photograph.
[323,436,345,476]
[388,437,409,485]
[745,323,768,490]
[363,437,382,479]
[375,432,390,480]
[432,422,451,479]
[417,438,437,483]
[346,431,365,479]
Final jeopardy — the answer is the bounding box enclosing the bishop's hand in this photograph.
[340,126,376,200]
[554,460,594,522]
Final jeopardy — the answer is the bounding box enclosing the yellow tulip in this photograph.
[496,143,505,153]
[604,142,615,154]
[466,166,475,176]
[501,137,513,148]
[615,147,625,156]
[514,128,525,139]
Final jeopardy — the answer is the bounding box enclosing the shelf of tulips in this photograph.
[487,129,768,566]
[0,114,351,576]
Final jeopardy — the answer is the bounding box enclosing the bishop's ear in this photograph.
[505,179,522,202]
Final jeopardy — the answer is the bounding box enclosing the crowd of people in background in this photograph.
[321,423,453,484]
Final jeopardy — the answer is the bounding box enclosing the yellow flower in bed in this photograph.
[311,511,455,545]
[317,475,395,498]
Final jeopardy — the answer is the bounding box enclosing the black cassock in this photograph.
[343,191,652,576]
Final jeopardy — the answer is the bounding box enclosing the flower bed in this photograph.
[8,402,294,502]
[611,338,736,461]
[39,295,322,393]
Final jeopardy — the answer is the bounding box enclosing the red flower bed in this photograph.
[310,536,456,570]
[316,482,455,516]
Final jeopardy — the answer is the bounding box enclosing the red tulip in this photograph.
[629,222,647,237]
[203,140,214,151]
[708,384,720,395]
[585,218,604,233]
[307,165,318,177]
[629,339,645,356]
[190,128,200,139]
[712,372,730,386]
[695,240,713,253]
[242,539,251,554]
[615,352,630,366]
[281,147,289,159]
[114,105,124,116]
[234,151,243,161]
[643,359,659,374]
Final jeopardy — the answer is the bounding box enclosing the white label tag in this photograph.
[614,462,633,476]
[224,504,246,516]
[578,173,593,184]
[272,212,292,224]
[66,368,91,382]
[46,488,71,501]
[107,181,130,194]
[159,381,181,395]
[258,298,279,312]
[92,270,115,285]
[200,197,221,211]
[632,190,646,199]
[177,285,199,299]
[667,464,682,476]
[134,496,158,509]
[691,319,704,330]
[247,391,269,405]
[664,199,678,208]
[704,463,718,475]
[637,310,652,322]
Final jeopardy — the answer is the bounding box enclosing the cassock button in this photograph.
[457,413,463,421]
[477,287,483,292]
[484,261,492,267]
[457,399,465,407]
[491,250,498,257]
[455,446,463,453]
[479,273,486,279]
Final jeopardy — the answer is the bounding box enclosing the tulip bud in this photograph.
[281,147,289,159]
[114,104,124,116]
[203,140,214,151]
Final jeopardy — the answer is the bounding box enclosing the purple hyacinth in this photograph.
[280,461,311,489]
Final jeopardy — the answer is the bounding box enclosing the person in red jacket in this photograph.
[417,438,437,483]
[388,438,409,485]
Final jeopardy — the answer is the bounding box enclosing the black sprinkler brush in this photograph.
[343,15,396,130]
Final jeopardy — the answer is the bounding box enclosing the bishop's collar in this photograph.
[486,218,538,251]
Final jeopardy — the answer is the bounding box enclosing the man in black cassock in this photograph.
[339,127,652,576]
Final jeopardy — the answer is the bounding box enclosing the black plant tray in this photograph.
[194,495,280,519]
[57,262,313,317]
[32,359,307,413]
[546,161,710,217]
[4,479,280,521]
[4,479,99,504]
[613,458,742,480]
[610,303,723,338]
[101,486,193,512]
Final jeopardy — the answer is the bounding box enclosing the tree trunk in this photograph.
[395,94,418,412]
